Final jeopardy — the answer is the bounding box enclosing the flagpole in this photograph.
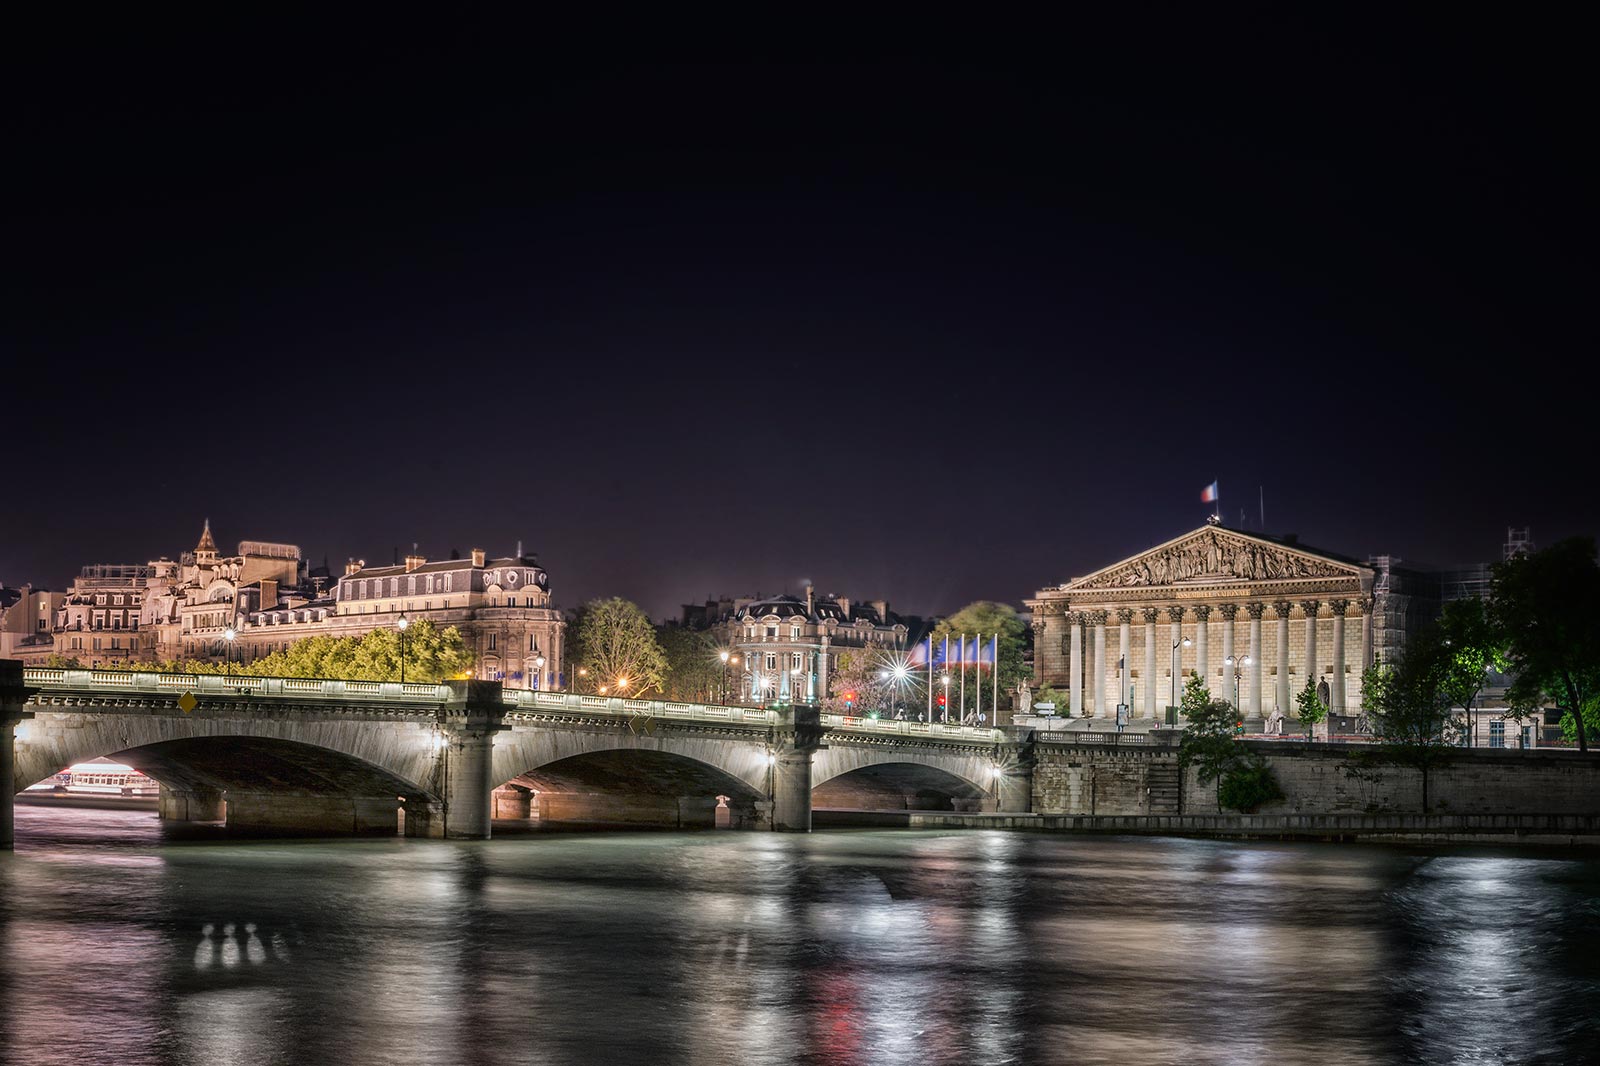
[959,633,966,723]
[976,633,982,726]
[992,633,999,722]
[942,634,950,722]
[926,635,933,724]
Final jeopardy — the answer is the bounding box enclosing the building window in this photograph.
[407,576,416,596]
[444,573,453,592]
[1489,720,1505,748]
[766,653,776,670]
[114,595,125,605]
[792,652,803,670]
[489,633,497,651]
[507,597,517,607]
[766,626,777,639]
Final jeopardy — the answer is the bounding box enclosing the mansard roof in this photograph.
[1040,525,1373,600]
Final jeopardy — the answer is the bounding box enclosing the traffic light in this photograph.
[844,691,856,711]
[937,694,947,709]
[1235,720,1245,735]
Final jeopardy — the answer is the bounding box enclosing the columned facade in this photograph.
[1027,525,1375,727]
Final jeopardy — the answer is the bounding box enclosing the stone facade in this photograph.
[694,586,907,703]
[1026,524,1387,729]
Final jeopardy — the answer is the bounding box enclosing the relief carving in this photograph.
[1074,529,1350,590]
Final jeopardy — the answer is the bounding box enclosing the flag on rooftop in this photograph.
[1201,480,1219,503]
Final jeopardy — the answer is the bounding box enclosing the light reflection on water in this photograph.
[2,807,1598,1066]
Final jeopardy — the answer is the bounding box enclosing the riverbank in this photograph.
[813,808,1600,846]
[15,792,159,812]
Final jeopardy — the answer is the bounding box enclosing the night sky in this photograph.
[9,11,1594,620]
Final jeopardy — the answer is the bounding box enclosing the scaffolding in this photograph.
[1503,527,1534,561]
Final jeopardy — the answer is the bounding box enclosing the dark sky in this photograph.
[8,10,1595,619]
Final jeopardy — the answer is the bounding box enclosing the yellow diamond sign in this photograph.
[177,691,198,714]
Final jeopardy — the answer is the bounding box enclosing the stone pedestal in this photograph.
[1,661,38,851]
[770,704,828,832]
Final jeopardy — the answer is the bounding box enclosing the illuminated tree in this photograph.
[1491,537,1600,752]
[927,601,1028,710]
[1294,679,1326,742]
[575,598,667,697]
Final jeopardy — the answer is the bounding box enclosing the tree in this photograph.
[1432,598,1508,744]
[574,598,667,697]
[1355,647,1461,812]
[928,601,1028,712]
[823,646,889,716]
[656,623,720,703]
[1294,679,1326,742]
[1490,536,1600,752]
[1176,675,1281,812]
[231,620,472,682]
[41,655,82,668]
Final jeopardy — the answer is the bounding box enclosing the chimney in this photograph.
[873,600,890,624]
[837,597,851,617]
[345,558,364,577]
[405,554,426,573]
[260,579,279,610]
[471,548,487,568]
[804,584,815,614]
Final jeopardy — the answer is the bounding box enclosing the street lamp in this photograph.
[941,674,950,723]
[223,627,236,677]
[397,615,408,684]
[1224,655,1252,712]
[720,649,731,704]
[1170,636,1192,714]
[534,654,545,691]
[890,663,909,720]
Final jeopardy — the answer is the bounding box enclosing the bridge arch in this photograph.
[811,746,996,812]
[492,728,770,828]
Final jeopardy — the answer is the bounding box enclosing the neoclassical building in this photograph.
[1027,524,1389,725]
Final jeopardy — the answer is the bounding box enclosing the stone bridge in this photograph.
[0,661,1032,846]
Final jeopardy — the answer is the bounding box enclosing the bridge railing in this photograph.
[506,688,778,726]
[22,667,453,703]
[20,667,1006,740]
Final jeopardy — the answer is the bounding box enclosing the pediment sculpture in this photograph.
[1074,530,1350,590]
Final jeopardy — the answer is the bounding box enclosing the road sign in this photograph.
[176,692,197,714]
[1035,701,1056,711]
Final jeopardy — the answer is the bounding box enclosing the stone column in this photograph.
[1329,599,1349,715]
[438,680,509,840]
[770,705,827,831]
[1218,603,1237,683]
[1,661,38,851]
[1116,609,1132,713]
[1068,613,1084,717]
[1246,603,1264,717]
[1193,605,1211,694]
[1091,612,1107,718]
[1301,600,1321,699]
[1167,607,1185,711]
[1142,608,1159,719]
[1359,596,1374,670]
[1272,601,1293,717]
[817,635,830,702]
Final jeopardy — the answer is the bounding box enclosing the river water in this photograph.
[2,808,1597,1066]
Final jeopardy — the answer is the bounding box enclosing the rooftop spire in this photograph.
[196,518,217,553]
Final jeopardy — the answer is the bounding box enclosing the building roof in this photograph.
[196,519,217,553]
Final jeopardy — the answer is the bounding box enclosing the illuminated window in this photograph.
[1489,720,1505,748]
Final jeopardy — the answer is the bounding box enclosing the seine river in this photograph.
[2,808,1597,1066]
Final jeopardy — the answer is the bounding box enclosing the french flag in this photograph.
[1201,480,1219,503]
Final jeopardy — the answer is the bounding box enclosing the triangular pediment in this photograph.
[1065,527,1368,593]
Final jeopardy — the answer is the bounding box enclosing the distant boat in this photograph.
[22,758,159,799]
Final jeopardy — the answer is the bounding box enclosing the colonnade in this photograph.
[1050,597,1371,721]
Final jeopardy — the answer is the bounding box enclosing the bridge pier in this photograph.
[770,705,827,832]
[2,662,38,850]
[158,787,227,822]
[992,729,1037,814]
[404,797,447,838]
[438,681,509,840]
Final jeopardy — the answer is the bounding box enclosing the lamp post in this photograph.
[720,650,731,703]
[1170,636,1192,713]
[941,674,950,723]
[223,627,236,677]
[534,655,545,691]
[891,663,909,720]
[1224,655,1252,712]
[397,615,408,684]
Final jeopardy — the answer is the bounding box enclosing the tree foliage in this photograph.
[1490,536,1600,752]
[655,623,721,703]
[574,598,667,697]
[1294,679,1326,741]
[823,646,890,716]
[1176,675,1281,812]
[927,601,1028,709]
